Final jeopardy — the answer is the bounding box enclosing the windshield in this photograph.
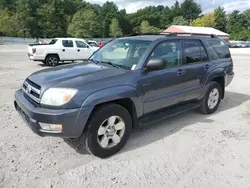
[90,39,152,70]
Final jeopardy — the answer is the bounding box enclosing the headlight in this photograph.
[41,88,78,106]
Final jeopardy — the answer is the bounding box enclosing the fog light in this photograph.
[40,123,63,131]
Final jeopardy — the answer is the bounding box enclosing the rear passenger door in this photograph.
[178,40,209,101]
[60,40,77,60]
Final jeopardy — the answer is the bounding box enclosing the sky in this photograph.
[85,0,250,13]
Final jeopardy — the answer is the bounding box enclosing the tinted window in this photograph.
[149,41,180,69]
[183,41,201,64]
[49,39,57,44]
[62,40,73,47]
[76,41,88,48]
[207,39,231,59]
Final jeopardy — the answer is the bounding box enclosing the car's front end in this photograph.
[14,78,93,138]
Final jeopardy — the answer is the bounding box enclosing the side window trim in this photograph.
[199,39,209,62]
[142,39,181,71]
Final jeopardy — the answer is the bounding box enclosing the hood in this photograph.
[28,63,125,89]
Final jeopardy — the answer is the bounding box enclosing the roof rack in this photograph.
[128,32,165,36]
[163,32,218,38]
[128,32,218,38]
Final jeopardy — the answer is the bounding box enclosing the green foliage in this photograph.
[109,18,122,37]
[68,9,100,38]
[214,7,227,32]
[172,16,188,26]
[181,0,202,24]
[140,20,161,33]
[0,1,250,41]
[192,13,215,27]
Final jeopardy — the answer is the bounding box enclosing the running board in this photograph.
[138,102,201,126]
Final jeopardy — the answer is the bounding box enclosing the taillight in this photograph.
[32,48,36,54]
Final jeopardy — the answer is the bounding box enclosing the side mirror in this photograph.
[144,58,166,72]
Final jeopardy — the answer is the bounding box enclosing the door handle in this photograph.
[62,49,65,52]
[77,49,80,52]
[204,64,210,70]
[177,69,185,76]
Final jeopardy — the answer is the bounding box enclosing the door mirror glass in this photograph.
[145,58,167,71]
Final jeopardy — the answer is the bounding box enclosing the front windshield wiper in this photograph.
[100,61,122,69]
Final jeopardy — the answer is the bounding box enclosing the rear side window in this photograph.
[182,40,208,65]
[62,40,74,47]
[207,39,231,59]
[49,39,57,44]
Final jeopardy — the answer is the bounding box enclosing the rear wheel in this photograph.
[81,104,132,158]
[45,55,59,66]
[199,81,222,114]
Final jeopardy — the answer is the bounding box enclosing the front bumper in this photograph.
[14,89,93,138]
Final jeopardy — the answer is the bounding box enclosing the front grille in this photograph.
[22,80,41,103]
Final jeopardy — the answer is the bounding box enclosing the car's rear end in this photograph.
[206,38,234,87]
[27,45,37,60]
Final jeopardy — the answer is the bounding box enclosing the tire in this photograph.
[45,55,59,66]
[199,81,222,114]
[82,104,132,158]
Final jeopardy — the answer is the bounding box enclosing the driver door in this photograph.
[139,40,186,114]
[75,40,92,60]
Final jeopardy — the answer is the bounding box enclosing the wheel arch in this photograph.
[82,86,143,129]
[45,53,60,61]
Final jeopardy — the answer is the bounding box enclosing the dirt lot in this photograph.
[0,45,250,188]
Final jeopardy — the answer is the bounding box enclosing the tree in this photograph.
[228,10,248,40]
[171,1,182,18]
[192,13,215,27]
[109,18,122,37]
[171,16,188,25]
[100,1,119,37]
[214,7,227,32]
[68,9,100,38]
[181,0,201,24]
[140,20,161,33]
[244,9,250,29]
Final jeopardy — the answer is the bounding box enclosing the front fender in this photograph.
[81,85,143,117]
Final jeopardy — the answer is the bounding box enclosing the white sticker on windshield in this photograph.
[131,64,136,70]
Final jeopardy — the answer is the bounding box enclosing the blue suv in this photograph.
[14,34,234,158]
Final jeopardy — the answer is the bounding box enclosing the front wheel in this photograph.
[199,81,222,114]
[82,104,132,158]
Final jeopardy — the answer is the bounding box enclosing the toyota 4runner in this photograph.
[14,34,234,158]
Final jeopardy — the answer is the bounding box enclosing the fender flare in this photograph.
[81,85,143,117]
[205,68,226,85]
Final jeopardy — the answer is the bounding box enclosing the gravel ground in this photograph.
[0,45,250,188]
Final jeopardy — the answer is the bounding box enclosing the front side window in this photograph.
[76,41,88,48]
[149,41,180,69]
[90,39,152,70]
[62,40,73,47]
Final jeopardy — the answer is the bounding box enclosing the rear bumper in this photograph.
[27,53,44,61]
[225,71,234,87]
[14,89,93,138]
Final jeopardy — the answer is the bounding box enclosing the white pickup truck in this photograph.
[27,38,99,66]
